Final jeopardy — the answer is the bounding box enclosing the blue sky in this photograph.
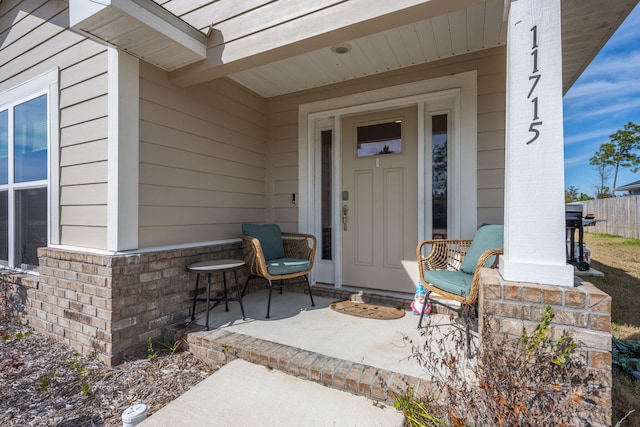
[563,3,640,196]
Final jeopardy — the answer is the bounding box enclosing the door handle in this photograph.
[342,205,349,231]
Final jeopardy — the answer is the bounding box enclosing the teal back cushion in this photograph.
[242,224,285,261]
[459,224,504,274]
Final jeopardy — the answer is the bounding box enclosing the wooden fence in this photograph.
[577,196,640,239]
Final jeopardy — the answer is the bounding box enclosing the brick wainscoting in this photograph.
[478,268,612,426]
[21,242,244,366]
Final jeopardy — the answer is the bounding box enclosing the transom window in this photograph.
[356,120,402,157]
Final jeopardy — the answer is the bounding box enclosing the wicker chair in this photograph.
[416,224,503,353]
[241,224,316,318]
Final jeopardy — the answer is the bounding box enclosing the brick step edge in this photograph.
[185,328,433,405]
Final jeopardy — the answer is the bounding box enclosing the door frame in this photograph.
[298,71,478,289]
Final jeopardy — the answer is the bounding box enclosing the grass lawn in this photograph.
[583,233,640,426]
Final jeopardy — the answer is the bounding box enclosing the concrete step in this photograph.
[184,327,430,406]
[139,358,406,426]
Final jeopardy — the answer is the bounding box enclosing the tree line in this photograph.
[565,121,640,203]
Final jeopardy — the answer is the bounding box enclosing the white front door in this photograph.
[341,107,418,293]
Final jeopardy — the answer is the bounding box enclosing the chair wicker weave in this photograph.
[241,231,316,318]
[416,225,503,355]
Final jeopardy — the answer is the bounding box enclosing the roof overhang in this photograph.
[561,0,638,93]
[614,180,640,191]
[68,0,638,97]
[169,0,638,97]
[68,0,207,71]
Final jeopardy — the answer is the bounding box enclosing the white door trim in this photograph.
[298,71,477,288]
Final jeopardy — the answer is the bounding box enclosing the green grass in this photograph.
[613,239,640,247]
[595,233,625,239]
[594,233,640,247]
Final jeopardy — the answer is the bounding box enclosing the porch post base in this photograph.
[478,268,612,426]
[499,256,575,287]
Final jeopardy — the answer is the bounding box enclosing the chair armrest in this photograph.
[417,239,473,271]
[472,248,504,272]
[461,248,503,304]
[240,235,269,277]
[282,232,317,261]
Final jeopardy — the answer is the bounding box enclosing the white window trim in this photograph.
[0,68,60,268]
[298,71,477,287]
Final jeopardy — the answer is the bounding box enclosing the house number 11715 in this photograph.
[527,25,542,144]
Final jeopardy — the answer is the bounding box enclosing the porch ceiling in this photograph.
[226,1,508,98]
[155,0,637,97]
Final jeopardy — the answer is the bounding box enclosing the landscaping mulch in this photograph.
[0,321,215,427]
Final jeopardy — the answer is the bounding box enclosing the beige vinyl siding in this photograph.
[59,48,109,250]
[269,109,299,229]
[0,1,109,250]
[476,48,506,226]
[138,62,267,247]
[267,46,507,231]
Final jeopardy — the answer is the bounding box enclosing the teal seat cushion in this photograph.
[266,258,311,276]
[242,224,285,261]
[423,270,474,297]
[459,224,504,275]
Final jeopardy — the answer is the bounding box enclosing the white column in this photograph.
[107,48,139,251]
[499,0,574,286]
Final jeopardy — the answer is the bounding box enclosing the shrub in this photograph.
[398,306,605,426]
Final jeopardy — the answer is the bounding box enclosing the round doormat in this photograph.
[329,300,405,320]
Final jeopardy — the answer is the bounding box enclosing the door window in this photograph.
[356,121,402,157]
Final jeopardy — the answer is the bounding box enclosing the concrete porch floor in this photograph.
[180,287,471,405]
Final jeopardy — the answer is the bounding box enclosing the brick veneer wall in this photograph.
[478,268,612,426]
[22,242,244,366]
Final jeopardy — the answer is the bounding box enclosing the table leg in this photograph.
[191,273,200,321]
[205,273,211,331]
[222,272,229,312]
[234,269,246,319]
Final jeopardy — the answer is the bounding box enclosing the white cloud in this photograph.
[563,128,615,145]
[602,6,640,48]
[564,40,640,104]
[564,78,640,102]
[564,151,593,167]
[564,98,640,122]
[587,51,640,78]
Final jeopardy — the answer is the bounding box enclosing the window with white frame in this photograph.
[0,72,56,271]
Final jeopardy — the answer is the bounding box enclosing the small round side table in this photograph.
[188,259,246,330]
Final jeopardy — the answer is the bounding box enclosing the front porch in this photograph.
[11,240,611,424]
[176,270,611,423]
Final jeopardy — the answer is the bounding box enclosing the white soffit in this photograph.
[228,1,508,98]
[69,0,207,71]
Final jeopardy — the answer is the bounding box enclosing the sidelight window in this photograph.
[432,114,448,239]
